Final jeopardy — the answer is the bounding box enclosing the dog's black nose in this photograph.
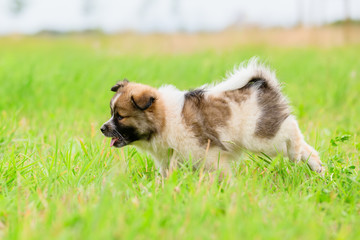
[100,125,107,133]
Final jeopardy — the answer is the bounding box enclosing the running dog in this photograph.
[101,59,324,176]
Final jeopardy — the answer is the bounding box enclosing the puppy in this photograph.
[101,59,324,176]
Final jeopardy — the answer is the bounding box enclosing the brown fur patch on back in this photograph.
[224,87,252,103]
[254,79,290,138]
[182,89,231,150]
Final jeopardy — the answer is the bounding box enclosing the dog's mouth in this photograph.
[110,137,120,147]
[101,123,138,148]
[109,137,127,148]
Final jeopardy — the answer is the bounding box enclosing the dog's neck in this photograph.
[134,86,190,160]
[155,87,190,149]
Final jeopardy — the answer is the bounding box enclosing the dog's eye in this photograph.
[116,113,124,121]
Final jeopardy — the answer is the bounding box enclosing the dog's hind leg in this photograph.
[285,117,324,174]
[300,141,324,174]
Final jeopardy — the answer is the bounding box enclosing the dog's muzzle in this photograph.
[100,123,127,148]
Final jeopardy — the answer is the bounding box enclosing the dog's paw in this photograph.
[315,164,325,176]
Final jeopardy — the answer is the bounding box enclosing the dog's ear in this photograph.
[111,79,129,92]
[131,92,155,111]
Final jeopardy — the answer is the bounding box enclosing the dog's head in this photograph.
[101,79,164,147]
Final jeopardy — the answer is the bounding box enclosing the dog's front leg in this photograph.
[201,150,234,180]
[151,148,179,177]
[153,156,169,177]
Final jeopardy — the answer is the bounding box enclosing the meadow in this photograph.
[0,33,359,239]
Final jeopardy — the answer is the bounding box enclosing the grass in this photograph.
[0,35,359,239]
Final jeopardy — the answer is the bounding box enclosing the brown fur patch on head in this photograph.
[111,79,129,92]
[182,89,231,150]
[111,82,165,141]
[131,92,155,111]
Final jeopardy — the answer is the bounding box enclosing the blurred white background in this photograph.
[0,0,359,34]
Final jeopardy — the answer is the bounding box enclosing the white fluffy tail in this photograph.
[207,57,280,94]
